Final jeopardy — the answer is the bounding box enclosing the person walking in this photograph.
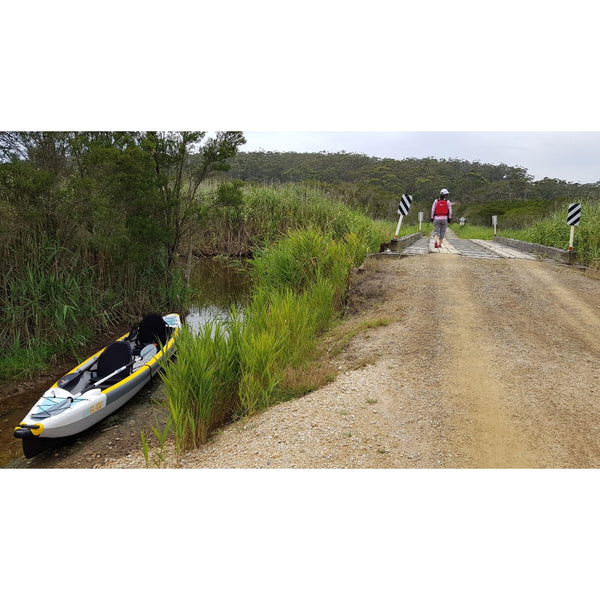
[431,188,452,249]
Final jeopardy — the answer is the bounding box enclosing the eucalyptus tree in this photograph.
[143,131,246,268]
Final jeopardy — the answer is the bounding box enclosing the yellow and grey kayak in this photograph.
[14,313,181,458]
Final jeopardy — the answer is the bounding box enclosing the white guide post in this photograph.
[394,214,404,239]
[568,225,575,252]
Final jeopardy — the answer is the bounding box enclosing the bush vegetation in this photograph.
[160,187,384,451]
[0,131,244,381]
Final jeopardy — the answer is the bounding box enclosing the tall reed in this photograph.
[0,226,187,381]
[196,182,386,256]
[160,316,243,450]
[162,222,371,450]
[0,235,116,380]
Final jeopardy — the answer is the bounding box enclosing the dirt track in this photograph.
[16,247,600,469]
[99,249,600,469]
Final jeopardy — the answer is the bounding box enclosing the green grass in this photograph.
[0,234,186,383]
[198,182,387,255]
[161,220,374,451]
[0,240,113,380]
[1,181,386,386]
[369,218,432,241]
[0,337,56,381]
[160,318,243,450]
[392,222,433,238]
[451,224,495,240]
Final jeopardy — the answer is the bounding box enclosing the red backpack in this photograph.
[435,199,449,216]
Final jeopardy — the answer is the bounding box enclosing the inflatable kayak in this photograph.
[14,313,181,458]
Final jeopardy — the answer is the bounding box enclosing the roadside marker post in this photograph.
[394,194,412,239]
[568,227,575,252]
[567,203,581,251]
[492,215,498,236]
[418,211,424,231]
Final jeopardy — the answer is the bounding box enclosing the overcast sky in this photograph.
[240,132,600,185]
[4,5,599,189]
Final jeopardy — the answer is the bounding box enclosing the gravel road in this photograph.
[18,244,600,469]
[105,249,600,469]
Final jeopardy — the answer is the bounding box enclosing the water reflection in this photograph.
[184,257,251,333]
[185,305,236,334]
[187,256,251,309]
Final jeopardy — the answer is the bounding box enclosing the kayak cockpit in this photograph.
[32,388,74,418]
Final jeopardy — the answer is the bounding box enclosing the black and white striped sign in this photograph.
[567,203,581,226]
[398,194,412,216]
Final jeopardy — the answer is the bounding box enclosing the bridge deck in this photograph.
[400,231,538,260]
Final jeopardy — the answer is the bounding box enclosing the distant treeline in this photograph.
[228,151,600,225]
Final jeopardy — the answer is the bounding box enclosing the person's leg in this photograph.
[433,220,441,248]
[438,220,447,246]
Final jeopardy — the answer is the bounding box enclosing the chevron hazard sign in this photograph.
[398,194,412,216]
[567,203,581,226]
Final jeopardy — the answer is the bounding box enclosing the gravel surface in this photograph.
[18,243,600,469]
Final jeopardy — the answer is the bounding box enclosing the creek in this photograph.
[0,258,251,467]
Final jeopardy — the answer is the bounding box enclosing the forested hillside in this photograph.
[229,151,600,225]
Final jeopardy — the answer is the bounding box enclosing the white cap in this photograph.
[440,189,449,195]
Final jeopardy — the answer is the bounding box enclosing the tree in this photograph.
[0,132,75,236]
[145,131,246,267]
[361,165,404,194]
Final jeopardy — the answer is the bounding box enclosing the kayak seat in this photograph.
[137,313,167,348]
[95,341,133,386]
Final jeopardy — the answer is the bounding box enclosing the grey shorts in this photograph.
[433,219,448,239]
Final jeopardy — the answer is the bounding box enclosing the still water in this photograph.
[0,258,251,467]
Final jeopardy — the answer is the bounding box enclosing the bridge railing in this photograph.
[493,236,576,265]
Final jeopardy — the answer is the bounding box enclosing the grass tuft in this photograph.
[161,213,379,450]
